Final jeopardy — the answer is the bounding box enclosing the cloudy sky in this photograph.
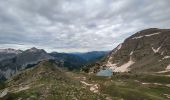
[0,0,170,52]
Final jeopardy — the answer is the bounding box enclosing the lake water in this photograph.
[96,68,113,76]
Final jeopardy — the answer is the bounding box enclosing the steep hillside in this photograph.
[0,47,53,80]
[0,60,105,100]
[90,28,170,75]
[1,60,170,100]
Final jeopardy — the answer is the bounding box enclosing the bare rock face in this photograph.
[0,48,22,62]
[92,28,170,74]
[0,47,53,80]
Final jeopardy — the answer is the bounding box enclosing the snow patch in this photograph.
[130,51,134,55]
[117,43,122,50]
[132,36,143,39]
[156,64,170,73]
[132,32,161,40]
[163,56,170,60]
[90,84,99,93]
[113,43,122,53]
[105,53,135,72]
[156,70,170,73]
[80,81,93,86]
[145,32,160,37]
[159,56,170,62]
[15,86,30,93]
[142,82,150,85]
[106,60,117,68]
[152,46,161,53]
[106,59,134,72]
[113,60,135,72]
[164,94,170,99]
[161,52,164,55]
[80,81,99,93]
[0,89,8,98]
[166,64,170,70]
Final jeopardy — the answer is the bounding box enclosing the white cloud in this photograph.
[0,0,170,52]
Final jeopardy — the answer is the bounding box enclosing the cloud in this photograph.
[0,0,170,52]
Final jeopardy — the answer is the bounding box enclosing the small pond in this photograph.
[96,68,113,76]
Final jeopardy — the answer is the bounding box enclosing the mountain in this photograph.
[89,28,170,75]
[0,48,108,80]
[49,52,87,70]
[0,60,105,99]
[1,60,170,100]
[72,51,109,62]
[0,48,22,62]
[49,51,109,70]
[0,47,53,80]
[0,28,170,99]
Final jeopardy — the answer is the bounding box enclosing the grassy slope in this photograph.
[88,72,170,100]
[0,61,170,100]
[0,61,105,100]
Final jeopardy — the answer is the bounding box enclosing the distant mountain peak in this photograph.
[27,47,45,53]
[0,47,53,80]
[0,48,22,54]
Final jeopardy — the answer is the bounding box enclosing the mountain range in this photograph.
[0,28,170,99]
[0,48,108,80]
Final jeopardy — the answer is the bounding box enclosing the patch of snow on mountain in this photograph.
[90,84,99,93]
[80,81,93,86]
[152,46,161,53]
[117,43,122,50]
[161,52,164,55]
[80,81,99,93]
[132,32,161,39]
[16,85,30,93]
[105,51,135,72]
[114,43,122,53]
[0,89,8,97]
[145,32,160,37]
[132,36,143,39]
[163,56,170,60]
[166,64,170,70]
[156,70,170,73]
[130,51,134,55]
[106,60,117,69]
[113,60,135,72]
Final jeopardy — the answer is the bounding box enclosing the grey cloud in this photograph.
[0,0,170,52]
